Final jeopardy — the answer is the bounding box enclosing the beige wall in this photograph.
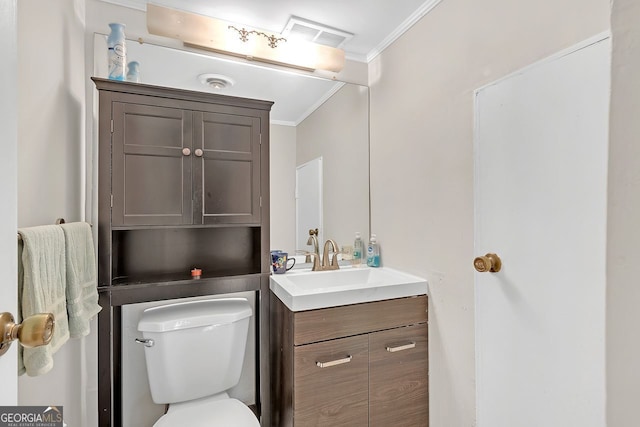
[18,0,85,227]
[270,124,297,253]
[607,0,640,425]
[17,0,95,426]
[297,83,370,250]
[368,0,609,424]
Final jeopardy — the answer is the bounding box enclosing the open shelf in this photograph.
[111,226,261,281]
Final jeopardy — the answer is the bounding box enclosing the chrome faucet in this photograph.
[306,228,320,263]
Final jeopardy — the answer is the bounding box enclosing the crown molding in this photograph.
[366,0,443,63]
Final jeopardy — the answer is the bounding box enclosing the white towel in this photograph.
[61,222,101,338]
[18,225,69,376]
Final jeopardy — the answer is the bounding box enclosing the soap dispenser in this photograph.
[353,232,364,267]
[366,234,381,267]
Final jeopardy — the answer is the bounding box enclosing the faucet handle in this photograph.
[331,248,340,267]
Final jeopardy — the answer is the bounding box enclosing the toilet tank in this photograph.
[137,298,252,404]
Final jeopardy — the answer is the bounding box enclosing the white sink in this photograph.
[269,266,428,311]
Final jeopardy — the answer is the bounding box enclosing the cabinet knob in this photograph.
[194,149,204,157]
[182,148,191,156]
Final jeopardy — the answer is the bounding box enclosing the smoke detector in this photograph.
[198,73,235,90]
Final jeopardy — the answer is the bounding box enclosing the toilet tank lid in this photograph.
[138,298,252,333]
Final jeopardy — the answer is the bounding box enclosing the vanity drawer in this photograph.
[293,334,369,426]
[293,295,427,345]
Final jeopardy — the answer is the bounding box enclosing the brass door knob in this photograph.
[474,253,502,273]
[0,312,55,356]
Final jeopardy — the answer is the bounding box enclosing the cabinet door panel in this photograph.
[193,112,261,224]
[202,158,252,219]
[123,155,184,217]
[294,335,368,426]
[369,323,428,427]
[112,103,192,226]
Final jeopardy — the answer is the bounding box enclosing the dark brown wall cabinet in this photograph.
[112,103,261,226]
[92,78,273,427]
[271,294,429,427]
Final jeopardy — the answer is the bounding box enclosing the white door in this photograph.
[296,157,323,252]
[474,36,610,427]
[0,0,18,405]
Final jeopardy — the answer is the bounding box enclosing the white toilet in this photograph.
[137,298,260,427]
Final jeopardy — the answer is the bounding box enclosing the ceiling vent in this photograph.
[282,16,353,49]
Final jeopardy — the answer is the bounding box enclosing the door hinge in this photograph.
[259,134,262,145]
[260,196,262,207]
[110,194,113,208]
[110,119,114,133]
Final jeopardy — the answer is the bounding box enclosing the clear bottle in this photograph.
[352,232,364,267]
[366,234,381,267]
[107,23,127,81]
[126,61,140,83]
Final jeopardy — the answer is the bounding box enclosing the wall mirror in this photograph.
[93,32,369,426]
[94,34,369,257]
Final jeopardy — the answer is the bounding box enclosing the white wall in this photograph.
[17,1,95,426]
[269,124,297,253]
[18,0,85,225]
[368,0,609,424]
[297,83,370,251]
[607,0,640,425]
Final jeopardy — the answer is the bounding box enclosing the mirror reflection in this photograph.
[94,34,370,257]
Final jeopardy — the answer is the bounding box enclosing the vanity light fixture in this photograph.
[228,25,287,48]
[146,4,345,73]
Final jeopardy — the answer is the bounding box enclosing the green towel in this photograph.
[61,222,101,338]
[18,225,69,376]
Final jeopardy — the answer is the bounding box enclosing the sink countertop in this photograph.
[269,266,428,312]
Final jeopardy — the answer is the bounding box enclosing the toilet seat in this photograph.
[153,398,260,427]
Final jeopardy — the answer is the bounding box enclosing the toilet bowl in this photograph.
[137,298,260,427]
[153,395,258,427]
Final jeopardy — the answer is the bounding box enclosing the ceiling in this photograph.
[101,0,440,124]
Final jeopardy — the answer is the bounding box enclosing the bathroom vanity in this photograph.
[92,78,273,426]
[270,269,429,426]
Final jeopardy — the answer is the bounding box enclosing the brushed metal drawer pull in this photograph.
[316,355,352,368]
[386,342,416,353]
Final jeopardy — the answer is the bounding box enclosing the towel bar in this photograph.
[17,219,92,241]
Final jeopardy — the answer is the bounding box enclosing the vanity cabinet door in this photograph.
[112,103,193,226]
[294,334,369,426]
[369,323,429,427]
[193,111,261,225]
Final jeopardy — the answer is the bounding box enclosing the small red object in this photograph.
[191,268,202,277]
